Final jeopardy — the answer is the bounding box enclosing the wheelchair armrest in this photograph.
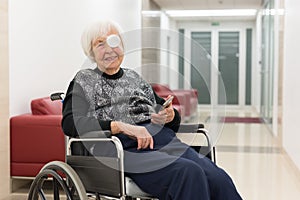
[178,123,204,133]
[178,123,207,137]
[67,134,123,159]
[67,131,112,157]
[80,130,112,138]
[178,123,211,149]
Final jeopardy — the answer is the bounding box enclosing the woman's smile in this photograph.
[104,55,118,62]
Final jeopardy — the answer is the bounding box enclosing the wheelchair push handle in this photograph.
[50,92,65,101]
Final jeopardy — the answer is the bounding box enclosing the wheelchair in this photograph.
[27,92,216,200]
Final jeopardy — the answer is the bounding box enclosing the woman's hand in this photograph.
[151,96,175,125]
[111,121,154,149]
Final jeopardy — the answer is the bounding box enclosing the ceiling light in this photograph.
[165,9,257,17]
[142,10,161,17]
[263,9,285,16]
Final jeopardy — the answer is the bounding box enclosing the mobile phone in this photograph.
[162,96,174,109]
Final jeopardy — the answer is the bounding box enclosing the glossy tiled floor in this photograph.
[210,108,300,199]
[4,108,300,200]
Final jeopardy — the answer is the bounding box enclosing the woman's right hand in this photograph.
[111,121,154,149]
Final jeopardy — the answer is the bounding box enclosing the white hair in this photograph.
[81,20,124,61]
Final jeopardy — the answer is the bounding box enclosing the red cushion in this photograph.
[10,114,65,177]
[151,83,173,93]
[31,97,62,115]
[11,163,46,177]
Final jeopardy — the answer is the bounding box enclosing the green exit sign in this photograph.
[211,22,220,26]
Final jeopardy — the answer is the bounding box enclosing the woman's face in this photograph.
[92,29,124,75]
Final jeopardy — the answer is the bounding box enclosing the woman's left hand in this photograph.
[151,102,175,125]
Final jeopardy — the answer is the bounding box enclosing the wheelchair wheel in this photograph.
[27,161,88,200]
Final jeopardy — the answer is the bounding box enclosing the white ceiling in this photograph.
[152,0,263,10]
[150,0,263,21]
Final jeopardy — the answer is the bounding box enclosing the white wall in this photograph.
[9,0,141,116]
[146,13,180,89]
[255,12,262,112]
[160,12,170,85]
[283,0,300,170]
[159,12,180,89]
[168,19,180,89]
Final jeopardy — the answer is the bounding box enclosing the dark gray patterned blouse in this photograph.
[74,68,157,125]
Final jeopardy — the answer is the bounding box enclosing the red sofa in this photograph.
[151,83,198,120]
[10,97,65,177]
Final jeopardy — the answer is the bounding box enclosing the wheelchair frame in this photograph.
[27,93,216,200]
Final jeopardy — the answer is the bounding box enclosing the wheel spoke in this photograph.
[53,178,60,200]
[37,188,47,200]
[28,161,87,200]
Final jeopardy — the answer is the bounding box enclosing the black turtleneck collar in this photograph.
[93,67,124,80]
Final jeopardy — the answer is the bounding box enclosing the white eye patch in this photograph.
[106,34,121,48]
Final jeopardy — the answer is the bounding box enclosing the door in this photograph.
[218,31,240,105]
[190,30,242,105]
[191,32,212,104]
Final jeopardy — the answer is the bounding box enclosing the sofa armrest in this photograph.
[191,89,198,98]
[173,89,198,116]
[173,89,198,100]
[10,114,65,176]
[156,91,185,105]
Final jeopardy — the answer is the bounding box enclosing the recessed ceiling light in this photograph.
[141,10,162,17]
[165,9,257,17]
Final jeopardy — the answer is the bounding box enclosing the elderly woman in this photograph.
[62,20,242,200]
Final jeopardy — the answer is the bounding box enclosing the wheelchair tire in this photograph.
[27,161,88,200]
